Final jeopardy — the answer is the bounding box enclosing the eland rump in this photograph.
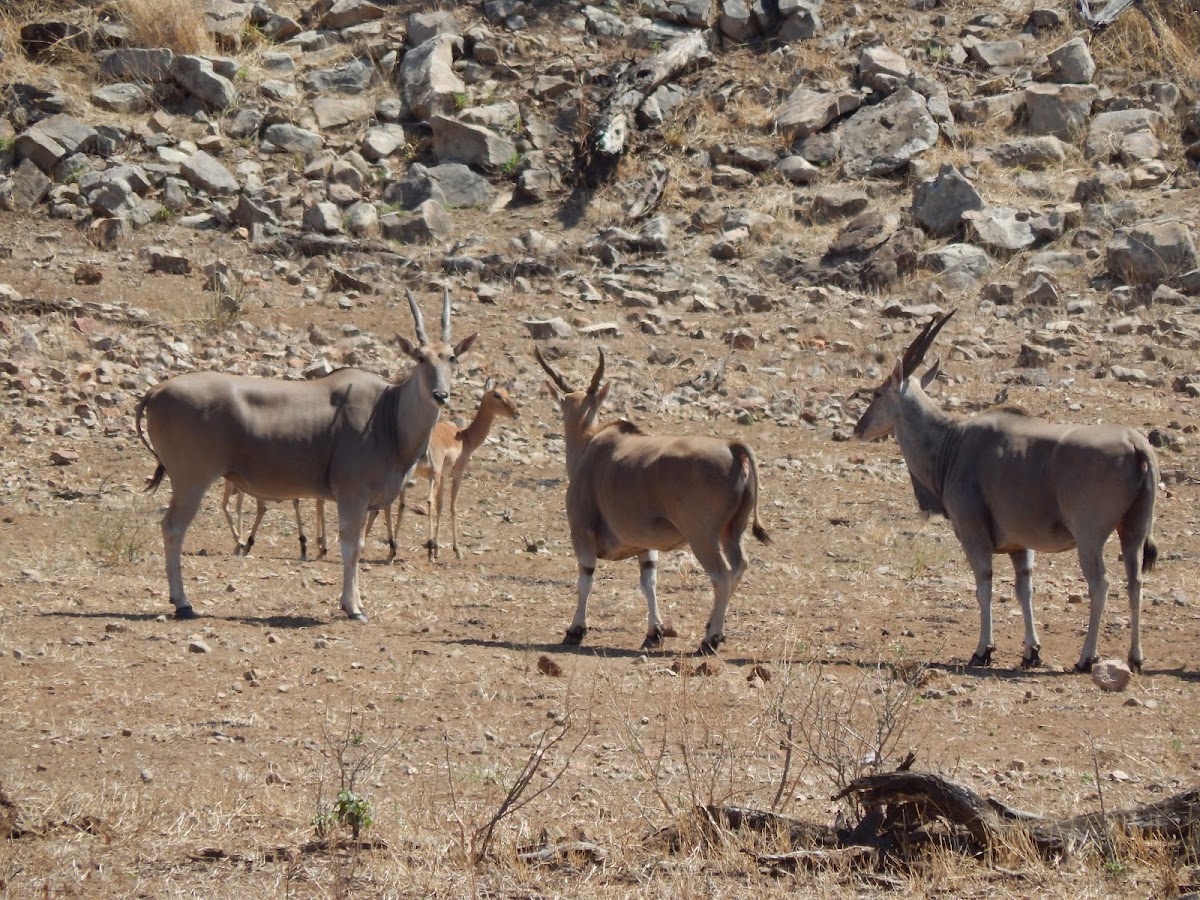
[135,289,477,621]
[535,347,769,655]
[853,311,1159,672]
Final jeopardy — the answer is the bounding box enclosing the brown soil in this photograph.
[2,208,1199,899]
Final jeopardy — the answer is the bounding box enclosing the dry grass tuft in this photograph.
[117,0,212,55]
[1091,0,1200,92]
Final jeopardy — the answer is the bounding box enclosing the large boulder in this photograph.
[1106,222,1198,285]
[397,33,465,120]
[911,163,984,238]
[839,87,939,178]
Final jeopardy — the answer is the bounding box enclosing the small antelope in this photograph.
[135,289,476,621]
[369,377,520,560]
[853,311,1159,672]
[220,481,328,561]
[535,347,769,655]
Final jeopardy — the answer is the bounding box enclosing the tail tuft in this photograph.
[144,463,165,493]
[1142,537,1158,574]
[752,522,771,545]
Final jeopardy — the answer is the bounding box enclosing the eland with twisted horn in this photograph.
[853,311,1159,672]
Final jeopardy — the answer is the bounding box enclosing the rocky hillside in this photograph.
[0,0,1198,430]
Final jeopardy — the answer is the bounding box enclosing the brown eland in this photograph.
[853,311,1159,672]
[535,347,769,654]
[135,289,477,621]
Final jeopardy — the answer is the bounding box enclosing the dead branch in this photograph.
[578,31,713,186]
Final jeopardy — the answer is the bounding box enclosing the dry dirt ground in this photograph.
[1,200,1200,900]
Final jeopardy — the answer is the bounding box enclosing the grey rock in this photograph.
[1025,84,1098,140]
[321,0,385,30]
[262,123,323,154]
[429,116,516,171]
[859,45,909,95]
[301,58,376,95]
[839,86,938,178]
[975,135,1068,169]
[172,55,236,110]
[380,199,450,243]
[963,207,1036,253]
[776,88,861,138]
[912,163,984,237]
[965,38,1025,69]
[180,151,239,196]
[398,33,465,120]
[777,0,822,41]
[344,201,379,237]
[719,0,757,43]
[920,242,994,277]
[954,92,1024,127]
[11,159,52,209]
[521,317,573,339]
[776,155,819,184]
[1085,108,1164,160]
[806,189,870,223]
[361,124,408,161]
[408,10,461,46]
[312,95,373,130]
[384,162,496,210]
[99,48,175,82]
[1048,37,1095,84]
[91,83,150,114]
[1107,222,1199,285]
[303,201,343,234]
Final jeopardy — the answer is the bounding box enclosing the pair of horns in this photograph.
[901,310,955,378]
[534,346,605,394]
[406,287,452,345]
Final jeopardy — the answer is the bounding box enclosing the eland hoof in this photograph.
[1074,655,1099,674]
[562,626,587,646]
[1129,657,1144,675]
[696,635,723,656]
[347,612,368,623]
[641,629,665,650]
[174,606,198,621]
[1021,647,1043,669]
[968,646,995,667]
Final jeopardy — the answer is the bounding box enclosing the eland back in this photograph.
[854,311,1159,672]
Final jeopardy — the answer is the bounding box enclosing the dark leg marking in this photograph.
[1074,655,1100,674]
[563,625,588,645]
[1021,645,1042,669]
[175,606,198,621]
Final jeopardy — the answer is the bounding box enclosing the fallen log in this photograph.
[578,31,713,186]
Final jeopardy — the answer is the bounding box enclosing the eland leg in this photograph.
[638,550,676,649]
[336,500,370,622]
[1074,538,1110,673]
[1117,525,1145,672]
[1011,549,1041,668]
[564,546,597,646]
[692,540,733,655]
[315,499,328,559]
[163,484,207,619]
[963,542,996,666]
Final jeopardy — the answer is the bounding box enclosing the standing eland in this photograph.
[535,347,769,654]
[135,289,477,621]
[853,311,1159,672]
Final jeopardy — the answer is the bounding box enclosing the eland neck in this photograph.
[891,380,958,497]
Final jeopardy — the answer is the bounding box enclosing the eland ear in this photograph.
[595,382,611,404]
[889,358,905,386]
[920,358,941,389]
[396,334,420,360]
[453,332,479,359]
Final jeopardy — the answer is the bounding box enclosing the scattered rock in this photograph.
[1091,659,1132,692]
